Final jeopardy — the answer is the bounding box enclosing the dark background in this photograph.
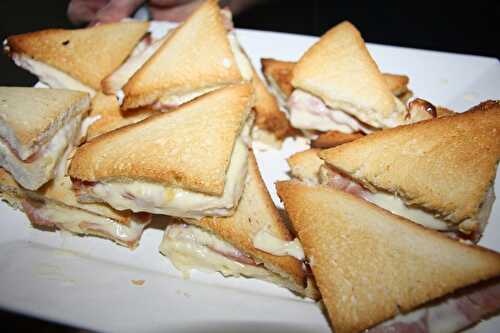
[0,0,498,330]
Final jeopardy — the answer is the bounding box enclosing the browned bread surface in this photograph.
[7,21,149,89]
[0,87,89,153]
[69,83,253,196]
[277,180,500,333]
[122,0,242,110]
[311,131,364,148]
[319,101,500,223]
[188,151,309,295]
[86,93,158,141]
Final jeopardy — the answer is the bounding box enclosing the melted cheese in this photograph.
[12,53,96,96]
[160,224,275,280]
[105,35,167,94]
[288,90,374,133]
[252,229,304,260]
[155,86,219,110]
[32,200,149,246]
[88,138,249,219]
[0,114,83,190]
[365,191,450,230]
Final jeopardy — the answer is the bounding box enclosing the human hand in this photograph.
[67,0,206,25]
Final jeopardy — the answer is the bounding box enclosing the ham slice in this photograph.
[369,280,500,333]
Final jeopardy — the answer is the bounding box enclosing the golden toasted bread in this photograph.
[277,180,500,333]
[69,83,254,196]
[6,21,149,90]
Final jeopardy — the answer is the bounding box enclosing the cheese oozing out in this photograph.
[288,89,375,134]
[319,166,496,236]
[160,223,275,280]
[24,198,150,247]
[11,53,96,96]
[0,114,84,190]
[105,35,168,95]
[252,229,305,260]
[84,137,249,219]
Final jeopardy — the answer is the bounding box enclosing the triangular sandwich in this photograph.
[161,151,318,299]
[319,101,500,241]
[0,169,151,248]
[277,180,500,333]
[0,87,90,190]
[4,21,149,95]
[122,0,249,111]
[69,83,254,219]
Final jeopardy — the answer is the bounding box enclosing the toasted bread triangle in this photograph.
[0,87,89,159]
[122,0,242,110]
[319,101,500,224]
[292,21,405,127]
[86,93,158,141]
[261,58,410,99]
[187,151,309,295]
[277,180,500,333]
[6,21,149,90]
[69,83,254,196]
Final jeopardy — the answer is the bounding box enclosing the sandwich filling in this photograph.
[0,113,84,190]
[368,281,500,333]
[21,196,150,247]
[319,166,495,239]
[74,136,249,219]
[160,223,276,279]
[288,89,376,134]
[105,34,168,95]
[10,53,96,96]
[252,229,305,260]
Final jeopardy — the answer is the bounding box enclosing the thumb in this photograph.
[93,0,145,24]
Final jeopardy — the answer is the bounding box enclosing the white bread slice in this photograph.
[69,83,254,196]
[162,151,319,299]
[277,180,500,333]
[291,22,408,128]
[0,168,150,248]
[261,58,411,100]
[0,87,89,159]
[86,93,158,141]
[5,21,149,90]
[287,148,324,185]
[0,87,90,190]
[319,101,500,228]
[122,0,243,110]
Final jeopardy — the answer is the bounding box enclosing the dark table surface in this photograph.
[0,0,498,330]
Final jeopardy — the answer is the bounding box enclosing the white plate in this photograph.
[1,24,499,333]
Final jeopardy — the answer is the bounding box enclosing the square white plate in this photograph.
[1,24,499,332]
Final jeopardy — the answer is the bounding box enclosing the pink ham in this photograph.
[21,199,55,227]
[368,281,500,333]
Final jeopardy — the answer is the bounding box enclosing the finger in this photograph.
[149,0,203,22]
[67,0,109,25]
[148,0,195,7]
[94,0,146,24]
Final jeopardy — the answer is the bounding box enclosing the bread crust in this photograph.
[0,87,89,158]
[0,168,132,224]
[319,101,500,224]
[251,66,297,140]
[277,180,500,333]
[311,131,364,149]
[122,0,242,110]
[7,21,149,89]
[262,58,410,100]
[69,83,254,196]
[86,93,158,141]
[287,148,323,184]
[188,151,308,294]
